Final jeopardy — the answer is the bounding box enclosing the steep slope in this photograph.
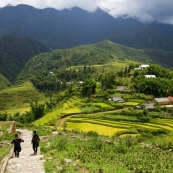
[17,40,154,82]
[0,5,144,49]
[149,22,173,42]
[0,34,51,82]
[122,26,173,51]
[0,73,10,90]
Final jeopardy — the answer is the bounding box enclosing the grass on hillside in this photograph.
[0,122,14,161]
[0,82,46,113]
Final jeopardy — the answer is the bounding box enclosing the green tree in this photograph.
[81,78,96,97]
[99,70,116,89]
[30,101,45,120]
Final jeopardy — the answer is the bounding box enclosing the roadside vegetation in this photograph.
[0,122,14,162]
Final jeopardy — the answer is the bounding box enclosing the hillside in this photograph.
[0,73,10,90]
[122,26,173,51]
[0,34,51,82]
[16,40,154,82]
[0,82,46,113]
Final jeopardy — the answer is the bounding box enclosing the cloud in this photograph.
[1,0,173,24]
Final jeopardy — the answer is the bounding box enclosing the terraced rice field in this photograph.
[66,122,127,136]
[66,117,173,137]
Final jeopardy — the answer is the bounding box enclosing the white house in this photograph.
[139,64,149,70]
[145,75,156,78]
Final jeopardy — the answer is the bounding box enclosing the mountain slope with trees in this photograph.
[0,34,51,83]
[16,40,155,83]
[0,73,10,90]
[122,26,173,51]
[0,5,144,49]
[1,4,173,52]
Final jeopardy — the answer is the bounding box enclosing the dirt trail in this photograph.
[5,129,45,173]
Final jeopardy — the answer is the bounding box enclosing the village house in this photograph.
[112,96,124,102]
[116,86,128,91]
[144,103,155,110]
[135,64,149,70]
[145,75,156,78]
[167,96,173,103]
[154,98,171,105]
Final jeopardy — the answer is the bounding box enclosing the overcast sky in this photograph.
[0,0,173,25]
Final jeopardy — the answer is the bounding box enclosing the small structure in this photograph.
[144,104,155,110]
[112,96,124,102]
[78,81,83,84]
[154,98,171,105]
[145,75,156,78]
[135,64,149,70]
[116,86,128,91]
[167,96,173,103]
[66,81,74,85]
[139,64,149,70]
[161,105,173,108]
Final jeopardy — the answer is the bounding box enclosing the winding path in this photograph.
[5,129,45,173]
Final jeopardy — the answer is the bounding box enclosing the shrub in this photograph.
[86,131,99,138]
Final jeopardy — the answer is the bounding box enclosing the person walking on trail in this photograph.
[11,133,24,158]
[31,130,40,154]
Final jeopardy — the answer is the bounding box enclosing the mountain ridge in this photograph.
[0,34,51,82]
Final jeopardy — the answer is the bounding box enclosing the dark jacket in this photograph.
[11,138,24,152]
[31,134,40,147]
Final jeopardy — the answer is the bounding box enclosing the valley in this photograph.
[1,4,173,172]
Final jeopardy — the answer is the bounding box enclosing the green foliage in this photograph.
[0,82,46,111]
[41,131,173,173]
[98,70,117,89]
[0,74,11,91]
[0,34,50,82]
[30,101,45,120]
[81,78,96,97]
[17,40,154,82]
[0,112,8,121]
[86,131,99,138]
[50,136,68,152]
[0,122,14,141]
[30,73,60,92]
[134,64,173,96]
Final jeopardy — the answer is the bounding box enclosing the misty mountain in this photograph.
[0,34,51,82]
[0,4,145,49]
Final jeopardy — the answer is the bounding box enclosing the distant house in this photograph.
[154,98,171,105]
[161,105,173,108]
[66,81,74,85]
[145,75,156,78]
[135,64,149,70]
[136,103,155,110]
[168,96,173,103]
[78,81,83,84]
[139,64,149,70]
[112,96,124,102]
[116,86,128,91]
[144,104,155,110]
